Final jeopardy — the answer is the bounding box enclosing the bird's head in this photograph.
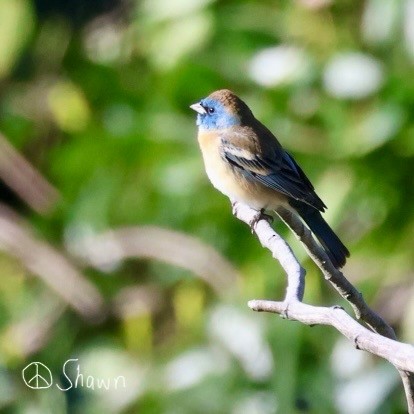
[190,89,253,130]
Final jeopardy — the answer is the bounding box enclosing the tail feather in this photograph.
[291,202,349,268]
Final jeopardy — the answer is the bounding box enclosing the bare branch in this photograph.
[248,299,414,373]
[70,226,241,296]
[275,206,396,339]
[231,200,414,412]
[4,294,65,357]
[231,202,305,303]
[0,204,105,321]
[0,134,59,214]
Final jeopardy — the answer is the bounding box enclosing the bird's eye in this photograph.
[207,107,215,114]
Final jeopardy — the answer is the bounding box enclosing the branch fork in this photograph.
[231,200,414,412]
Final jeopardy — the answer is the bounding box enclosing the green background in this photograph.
[0,0,412,412]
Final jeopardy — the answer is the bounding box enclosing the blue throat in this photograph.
[196,99,240,130]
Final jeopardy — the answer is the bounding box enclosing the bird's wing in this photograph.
[221,132,326,211]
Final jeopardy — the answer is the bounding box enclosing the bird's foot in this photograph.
[249,208,273,233]
[231,201,238,216]
[280,301,291,319]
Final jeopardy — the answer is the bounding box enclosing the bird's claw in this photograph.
[280,301,290,319]
[249,209,273,233]
[231,201,238,216]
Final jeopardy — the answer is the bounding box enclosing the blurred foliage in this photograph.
[0,0,413,413]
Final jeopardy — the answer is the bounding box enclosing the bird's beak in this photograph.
[190,102,207,114]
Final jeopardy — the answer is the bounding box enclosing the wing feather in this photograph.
[221,135,326,211]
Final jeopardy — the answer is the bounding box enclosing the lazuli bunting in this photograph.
[190,89,349,268]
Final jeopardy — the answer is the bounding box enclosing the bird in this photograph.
[190,89,349,268]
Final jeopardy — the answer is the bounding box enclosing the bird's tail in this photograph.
[292,203,349,268]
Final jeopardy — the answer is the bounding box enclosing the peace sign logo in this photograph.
[22,362,53,389]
